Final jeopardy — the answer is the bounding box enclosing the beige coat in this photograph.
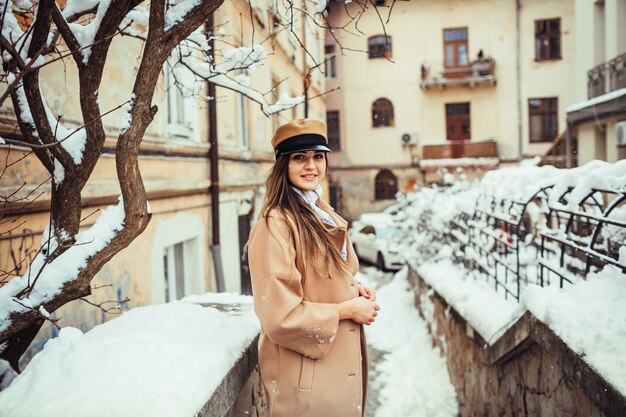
[247,199,367,417]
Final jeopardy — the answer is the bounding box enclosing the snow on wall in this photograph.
[0,294,260,417]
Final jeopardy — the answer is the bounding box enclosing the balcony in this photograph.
[421,139,498,159]
[587,52,626,99]
[420,59,497,90]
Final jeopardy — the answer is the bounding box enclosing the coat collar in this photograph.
[316,198,348,229]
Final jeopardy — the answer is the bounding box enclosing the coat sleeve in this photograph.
[248,213,339,360]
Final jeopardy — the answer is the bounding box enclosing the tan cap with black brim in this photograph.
[271,119,331,157]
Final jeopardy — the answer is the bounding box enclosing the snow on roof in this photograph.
[565,87,626,113]
[0,295,260,417]
[357,212,394,227]
[418,157,500,168]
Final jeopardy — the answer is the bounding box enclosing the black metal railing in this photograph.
[448,185,626,301]
[587,52,626,99]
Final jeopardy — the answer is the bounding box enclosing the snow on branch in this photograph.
[61,0,100,20]
[64,0,113,64]
[119,7,150,39]
[0,198,126,333]
[172,39,304,115]
[164,0,202,32]
[43,101,86,165]
[0,0,41,66]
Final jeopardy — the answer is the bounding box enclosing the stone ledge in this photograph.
[409,265,626,417]
[530,319,626,417]
[196,334,260,417]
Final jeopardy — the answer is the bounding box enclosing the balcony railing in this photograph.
[421,139,498,160]
[587,52,626,99]
[420,60,497,90]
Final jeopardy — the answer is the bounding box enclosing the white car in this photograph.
[349,215,404,271]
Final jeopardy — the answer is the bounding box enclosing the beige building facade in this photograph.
[0,0,326,366]
[325,0,577,220]
[566,0,626,165]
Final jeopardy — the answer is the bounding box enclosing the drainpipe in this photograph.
[302,1,309,118]
[565,126,572,168]
[206,15,225,292]
[516,0,523,160]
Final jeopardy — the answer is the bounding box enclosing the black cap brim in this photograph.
[280,144,331,155]
[275,134,331,157]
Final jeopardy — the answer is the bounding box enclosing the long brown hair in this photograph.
[260,154,350,277]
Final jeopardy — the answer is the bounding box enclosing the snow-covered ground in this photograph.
[359,266,459,417]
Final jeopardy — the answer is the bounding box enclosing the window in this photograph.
[165,62,199,140]
[325,44,336,79]
[443,28,468,69]
[375,170,398,200]
[368,35,392,59]
[329,183,341,211]
[163,241,186,302]
[236,77,249,149]
[529,98,558,143]
[327,110,341,151]
[535,18,561,61]
[374,0,385,5]
[372,98,394,127]
[271,75,281,133]
[152,214,204,304]
[446,103,471,141]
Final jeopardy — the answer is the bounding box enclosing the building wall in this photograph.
[520,0,576,157]
[570,0,626,165]
[329,166,418,221]
[326,0,576,220]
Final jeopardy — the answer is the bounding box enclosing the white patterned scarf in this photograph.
[291,185,348,261]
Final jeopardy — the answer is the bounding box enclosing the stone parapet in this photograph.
[408,266,626,417]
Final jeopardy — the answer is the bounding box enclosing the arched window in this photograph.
[372,98,394,127]
[374,170,398,200]
[368,35,392,59]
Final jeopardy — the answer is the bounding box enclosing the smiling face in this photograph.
[287,151,327,191]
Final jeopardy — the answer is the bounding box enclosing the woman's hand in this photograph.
[338,297,380,326]
[358,284,376,302]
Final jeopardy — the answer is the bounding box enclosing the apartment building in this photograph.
[325,0,576,220]
[564,0,626,165]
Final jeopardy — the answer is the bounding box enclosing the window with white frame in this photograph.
[165,62,199,140]
[152,213,205,304]
[163,242,183,302]
[163,238,196,301]
[325,44,336,79]
[236,89,250,149]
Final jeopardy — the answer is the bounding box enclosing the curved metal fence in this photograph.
[449,185,626,301]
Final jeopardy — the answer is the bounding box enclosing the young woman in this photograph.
[247,119,380,417]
